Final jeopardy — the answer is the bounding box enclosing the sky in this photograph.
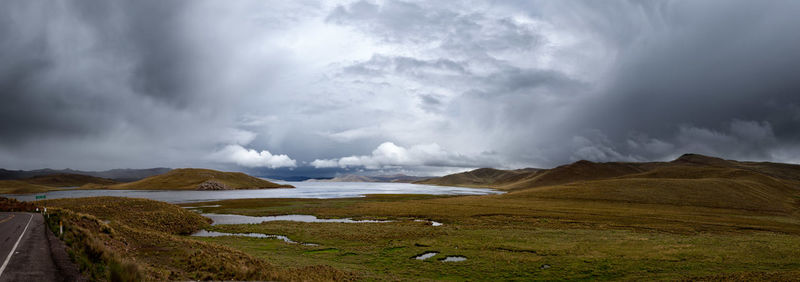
[1,0,800,178]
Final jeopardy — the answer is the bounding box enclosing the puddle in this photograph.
[202,213,392,225]
[413,252,439,260]
[414,219,443,226]
[440,256,467,262]
[191,229,318,246]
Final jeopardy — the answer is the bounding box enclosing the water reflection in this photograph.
[203,213,392,225]
[191,229,318,246]
[414,252,439,260]
[440,256,467,262]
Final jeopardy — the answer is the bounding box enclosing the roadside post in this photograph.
[35,194,46,214]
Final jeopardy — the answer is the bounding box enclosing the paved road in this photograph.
[0,212,81,282]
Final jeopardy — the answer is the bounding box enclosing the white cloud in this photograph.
[311,141,496,169]
[210,144,297,168]
[309,158,339,168]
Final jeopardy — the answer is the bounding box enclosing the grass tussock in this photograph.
[44,208,143,281]
[0,196,37,211]
[46,196,211,234]
[46,197,355,281]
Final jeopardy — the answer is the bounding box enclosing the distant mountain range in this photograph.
[306,174,430,183]
[0,167,172,182]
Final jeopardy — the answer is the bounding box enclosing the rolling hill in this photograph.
[416,154,800,213]
[414,168,543,187]
[22,173,118,187]
[0,173,119,194]
[107,168,294,190]
[0,167,171,182]
[418,153,800,190]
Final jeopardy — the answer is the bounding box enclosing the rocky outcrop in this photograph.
[196,180,231,190]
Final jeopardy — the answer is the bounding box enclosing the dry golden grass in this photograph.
[46,196,211,234]
[46,197,355,281]
[510,178,797,213]
[0,180,57,194]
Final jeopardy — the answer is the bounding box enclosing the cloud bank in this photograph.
[210,145,296,168]
[311,142,496,169]
[1,0,799,177]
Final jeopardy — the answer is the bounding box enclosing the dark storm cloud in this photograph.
[323,0,800,168]
[327,0,543,56]
[2,0,800,174]
[559,0,800,163]
[0,0,286,170]
[0,1,185,144]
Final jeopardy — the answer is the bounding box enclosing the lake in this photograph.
[3,181,501,203]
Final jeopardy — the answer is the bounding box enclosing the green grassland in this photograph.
[183,189,800,280]
[198,221,800,281]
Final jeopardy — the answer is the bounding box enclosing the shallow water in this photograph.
[414,252,439,260]
[415,219,443,226]
[3,181,502,203]
[191,229,318,246]
[440,256,467,262]
[203,213,393,225]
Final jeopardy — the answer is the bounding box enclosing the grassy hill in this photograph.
[417,153,800,191]
[108,168,294,190]
[415,153,800,214]
[415,161,648,190]
[0,173,119,194]
[0,180,57,194]
[415,168,543,188]
[23,173,118,187]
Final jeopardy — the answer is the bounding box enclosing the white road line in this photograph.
[0,213,33,278]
